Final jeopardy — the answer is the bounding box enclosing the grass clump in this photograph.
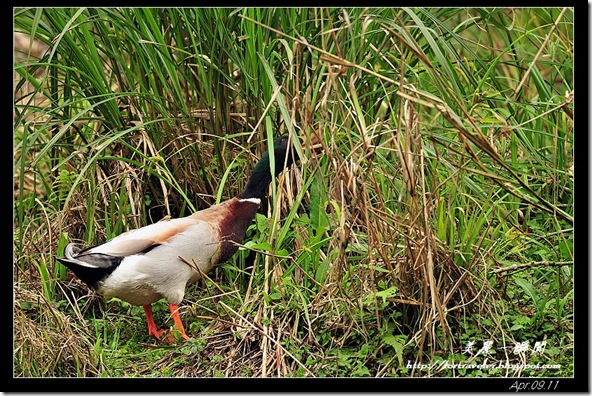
[14,7,573,380]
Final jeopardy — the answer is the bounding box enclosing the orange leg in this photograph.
[169,304,190,341]
[143,304,166,340]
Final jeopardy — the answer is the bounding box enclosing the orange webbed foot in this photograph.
[143,304,191,343]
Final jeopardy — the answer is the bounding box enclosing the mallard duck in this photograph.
[57,135,299,342]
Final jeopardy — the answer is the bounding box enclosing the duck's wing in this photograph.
[82,216,199,257]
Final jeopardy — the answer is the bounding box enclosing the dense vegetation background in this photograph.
[14,8,573,379]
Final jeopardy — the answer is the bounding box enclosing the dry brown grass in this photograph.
[14,284,103,377]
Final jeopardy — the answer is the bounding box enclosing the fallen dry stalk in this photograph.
[218,301,316,377]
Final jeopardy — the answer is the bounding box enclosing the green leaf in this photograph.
[247,241,272,252]
[514,277,539,305]
[510,324,524,331]
[255,213,268,233]
[269,292,282,300]
[375,286,399,303]
[363,286,399,306]
[315,258,330,284]
[382,334,407,367]
[337,349,353,368]
[352,366,371,377]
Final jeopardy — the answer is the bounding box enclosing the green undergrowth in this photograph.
[14,7,573,378]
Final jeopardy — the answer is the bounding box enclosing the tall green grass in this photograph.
[14,7,573,378]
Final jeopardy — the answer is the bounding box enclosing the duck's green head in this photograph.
[237,135,300,200]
